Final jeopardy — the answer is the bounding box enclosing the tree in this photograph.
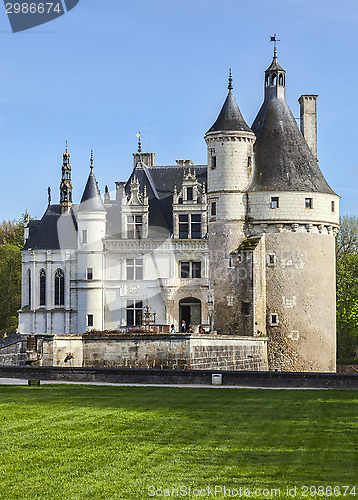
[0,217,24,334]
[336,254,358,362]
[336,214,358,260]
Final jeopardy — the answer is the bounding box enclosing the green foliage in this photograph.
[336,254,358,361]
[336,214,358,260]
[0,217,24,334]
[0,386,357,499]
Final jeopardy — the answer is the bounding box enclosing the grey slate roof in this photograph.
[77,168,106,212]
[206,91,253,134]
[23,205,78,250]
[249,93,336,194]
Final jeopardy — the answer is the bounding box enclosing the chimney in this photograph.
[298,95,318,160]
[115,181,126,202]
[176,160,194,167]
[133,152,156,167]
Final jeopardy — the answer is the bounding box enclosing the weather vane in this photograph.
[270,34,280,56]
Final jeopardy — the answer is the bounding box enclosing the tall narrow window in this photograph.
[191,214,201,239]
[126,258,143,280]
[331,201,335,212]
[127,215,143,239]
[54,269,65,306]
[126,300,143,326]
[211,201,217,217]
[82,230,87,243]
[39,269,46,306]
[27,269,31,308]
[87,314,94,327]
[86,267,93,280]
[271,197,279,209]
[187,187,193,201]
[179,214,189,239]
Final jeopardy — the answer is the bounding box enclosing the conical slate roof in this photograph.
[249,72,336,195]
[207,91,253,134]
[78,167,106,212]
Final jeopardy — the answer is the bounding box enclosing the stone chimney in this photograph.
[133,152,156,167]
[176,160,194,167]
[115,181,126,202]
[298,95,318,160]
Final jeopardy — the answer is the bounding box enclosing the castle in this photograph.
[19,46,339,372]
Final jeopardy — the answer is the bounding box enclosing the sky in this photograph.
[1,0,358,221]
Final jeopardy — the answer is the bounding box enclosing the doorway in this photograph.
[179,297,201,330]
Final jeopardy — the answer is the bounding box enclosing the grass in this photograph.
[0,386,357,499]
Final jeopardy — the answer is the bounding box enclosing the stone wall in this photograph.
[32,333,268,371]
[0,335,27,366]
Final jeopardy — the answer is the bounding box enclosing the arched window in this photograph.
[40,269,46,306]
[54,269,65,306]
[279,74,283,86]
[27,269,31,307]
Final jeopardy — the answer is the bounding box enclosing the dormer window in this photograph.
[187,187,193,201]
[127,215,142,239]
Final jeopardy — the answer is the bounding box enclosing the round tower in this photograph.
[247,47,340,372]
[76,151,106,335]
[205,71,256,334]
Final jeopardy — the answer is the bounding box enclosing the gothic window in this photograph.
[27,269,31,307]
[54,269,65,306]
[180,261,201,278]
[39,269,46,306]
[187,187,193,201]
[271,197,279,209]
[279,74,283,85]
[126,258,143,280]
[82,230,87,243]
[126,300,143,327]
[305,198,313,209]
[127,215,142,239]
[86,268,93,280]
[87,314,94,327]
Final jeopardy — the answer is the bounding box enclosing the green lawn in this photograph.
[0,386,357,499]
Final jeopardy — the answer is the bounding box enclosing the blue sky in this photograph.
[1,0,358,221]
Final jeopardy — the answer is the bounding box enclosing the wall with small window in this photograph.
[247,191,339,226]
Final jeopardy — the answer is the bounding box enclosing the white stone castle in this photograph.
[19,46,339,372]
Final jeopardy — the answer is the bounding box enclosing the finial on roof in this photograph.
[48,187,51,206]
[136,132,142,153]
[270,34,280,58]
[90,150,94,170]
[228,68,233,91]
[65,140,68,153]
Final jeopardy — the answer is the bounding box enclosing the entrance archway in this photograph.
[179,297,201,330]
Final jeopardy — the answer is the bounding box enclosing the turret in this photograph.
[77,151,106,334]
[60,142,73,214]
[204,71,256,334]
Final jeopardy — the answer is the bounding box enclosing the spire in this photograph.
[60,142,73,214]
[206,71,252,134]
[228,68,233,91]
[78,151,105,212]
[136,132,142,153]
